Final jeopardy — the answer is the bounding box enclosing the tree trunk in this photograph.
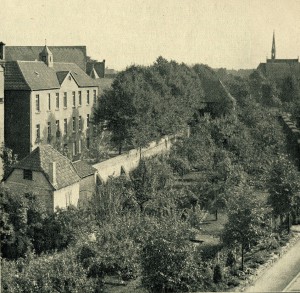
[287,212,291,234]
[241,244,244,271]
[215,209,218,221]
[139,147,142,160]
[118,143,122,155]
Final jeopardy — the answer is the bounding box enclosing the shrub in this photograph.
[226,250,236,267]
[213,264,223,283]
[252,251,269,265]
[1,250,96,293]
[140,221,206,292]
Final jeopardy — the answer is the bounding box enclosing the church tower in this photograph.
[39,44,53,67]
[271,31,276,60]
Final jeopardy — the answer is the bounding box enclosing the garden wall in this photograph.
[92,136,173,182]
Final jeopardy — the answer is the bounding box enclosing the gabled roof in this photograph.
[4,61,97,91]
[6,46,87,71]
[90,67,100,79]
[13,145,80,190]
[73,160,97,178]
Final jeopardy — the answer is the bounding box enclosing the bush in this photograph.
[140,221,206,292]
[1,250,97,293]
[226,250,236,267]
[252,251,269,265]
[213,264,223,283]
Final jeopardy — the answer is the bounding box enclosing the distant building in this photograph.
[4,145,97,211]
[4,44,99,160]
[257,32,300,80]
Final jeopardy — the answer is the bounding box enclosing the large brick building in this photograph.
[257,32,300,80]
[4,45,99,160]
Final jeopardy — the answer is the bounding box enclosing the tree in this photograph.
[222,186,269,270]
[267,155,300,231]
[0,146,18,179]
[130,158,174,213]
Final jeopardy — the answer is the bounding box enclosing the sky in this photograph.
[2,0,300,70]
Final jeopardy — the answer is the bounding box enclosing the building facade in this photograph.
[4,45,98,160]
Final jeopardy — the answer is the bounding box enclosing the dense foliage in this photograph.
[2,59,300,292]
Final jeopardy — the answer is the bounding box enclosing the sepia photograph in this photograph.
[1,0,300,292]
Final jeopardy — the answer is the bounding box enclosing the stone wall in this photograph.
[279,114,300,169]
[93,136,173,182]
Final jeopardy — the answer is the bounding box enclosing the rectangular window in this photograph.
[72,142,76,156]
[35,95,40,112]
[86,137,90,149]
[64,92,67,108]
[87,114,90,128]
[78,116,82,131]
[78,91,82,106]
[36,124,40,140]
[48,93,51,110]
[93,90,97,103]
[56,93,59,109]
[78,139,82,154]
[72,117,76,132]
[56,120,60,137]
[47,122,51,139]
[64,119,67,135]
[72,91,76,107]
[23,169,33,180]
[87,90,90,105]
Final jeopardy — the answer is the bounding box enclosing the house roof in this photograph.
[73,160,97,178]
[13,145,80,190]
[5,46,87,71]
[4,61,98,91]
[257,61,300,80]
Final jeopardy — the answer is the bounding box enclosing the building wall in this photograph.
[4,168,54,211]
[4,90,31,159]
[78,174,96,205]
[0,66,4,179]
[53,182,80,210]
[30,74,98,159]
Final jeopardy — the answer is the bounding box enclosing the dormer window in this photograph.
[23,169,33,180]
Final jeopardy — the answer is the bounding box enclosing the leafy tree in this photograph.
[267,155,300,231]
[0,146,18,179]
[222,186,269,270]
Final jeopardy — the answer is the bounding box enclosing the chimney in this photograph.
[102,59,106,78]
[0,42,6,60]
[49,162,57,187]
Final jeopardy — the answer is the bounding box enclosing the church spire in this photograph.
[271,31,276,60]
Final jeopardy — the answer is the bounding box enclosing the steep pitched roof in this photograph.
[53,63,97,87]
[13,145,80,190]
[4,61,97,91]
[6,46,87,71]
[90,67,100,79]
[73,160,96,178]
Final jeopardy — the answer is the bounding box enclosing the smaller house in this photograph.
[73,160,97,203]
[4,145,96,211]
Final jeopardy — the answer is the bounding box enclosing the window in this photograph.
[78,91,82,106]
[56,93,59,109]
[23,169,33,180]
[72,117,76,132]
[72,142,76,156]
[48,93,51,110]
[64,92,67,108]
[93,90,97,103]
[78,116,82,131]
[87,90,90,104]
[86,137,90,149]
[35,95,40,112]
[0,97,4,103]
[78,139,82,154]
[47,122,51,139]
[56,120,60,137]
[36,124,40,141]
[64,119,67,135]
[72,91,76,107]
[87,114,90,128]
